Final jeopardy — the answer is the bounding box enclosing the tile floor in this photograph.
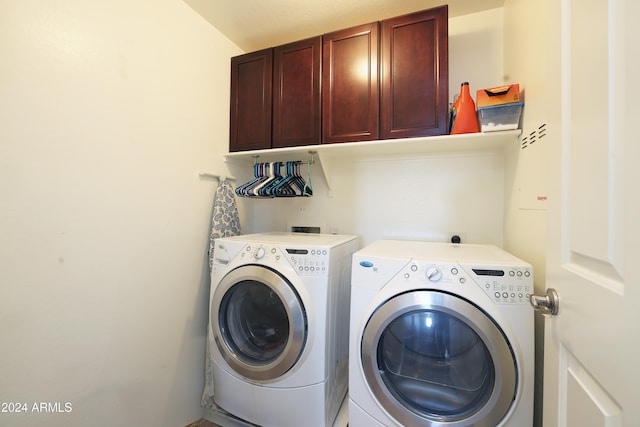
[185,419,222,427]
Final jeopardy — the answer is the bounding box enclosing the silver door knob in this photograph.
[529,288,560,317]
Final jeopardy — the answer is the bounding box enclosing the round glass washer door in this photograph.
[361,291,517,427]
[212,264,307,381]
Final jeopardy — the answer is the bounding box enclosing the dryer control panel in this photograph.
[468,266,534,305]
[402,261,533,305]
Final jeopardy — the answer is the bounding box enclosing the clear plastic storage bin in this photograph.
[477,102,523,132]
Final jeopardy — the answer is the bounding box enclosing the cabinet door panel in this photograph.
[273,37,322,148]
[381,6,448,139]
[322,23,379,143]
[229,49,273,152]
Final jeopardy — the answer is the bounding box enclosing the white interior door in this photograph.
[542,0,640,426]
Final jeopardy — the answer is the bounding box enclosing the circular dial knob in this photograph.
[426,267,443,282]
[253,246,266,260]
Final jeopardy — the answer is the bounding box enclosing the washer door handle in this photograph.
[530,288,560,317]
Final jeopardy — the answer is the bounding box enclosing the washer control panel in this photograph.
[239,244,329,276]
[285,247,329,276]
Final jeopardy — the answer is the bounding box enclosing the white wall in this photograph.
[241,152,506,247]
[240,8,508,248]
[0,1,242,426]
[502,1,550,425]
[449,8,504,100]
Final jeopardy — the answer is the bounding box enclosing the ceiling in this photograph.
[182,0,505,52]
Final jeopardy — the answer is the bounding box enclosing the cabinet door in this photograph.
[272,37,322,148]
[229,48,273,152]
[380,6,448,139]
[322,22,379,143]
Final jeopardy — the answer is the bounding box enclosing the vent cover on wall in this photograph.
[521,123,547,149]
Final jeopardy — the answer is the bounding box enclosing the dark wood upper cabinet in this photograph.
[229,6,448,152]
[380,5,448,139]
[272,37,322,148]
[229,48,273,152]
[322,22,379,143]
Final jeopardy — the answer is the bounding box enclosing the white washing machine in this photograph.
[209,232,358,427]
[349,240,534,427]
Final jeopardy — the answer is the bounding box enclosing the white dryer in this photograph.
[209,232,358,427]
[349,240,534,427]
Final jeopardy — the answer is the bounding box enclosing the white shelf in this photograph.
[224,130,522,195]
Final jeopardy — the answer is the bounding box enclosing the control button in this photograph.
[509,270,515,276]
[459,278,465,284]
[410,264,418,272]
[451,268,458,275]
[502,292,509,298]
[254,246,266,260]
[426,267,442,282]
[525,271,531,277]
[511,293,516,298]
[495,292,501,299]
[517,271,523,277]
[404,273,410,279]
[485,283,491,289]
[322,250,327,255]
[271,248,277,254]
